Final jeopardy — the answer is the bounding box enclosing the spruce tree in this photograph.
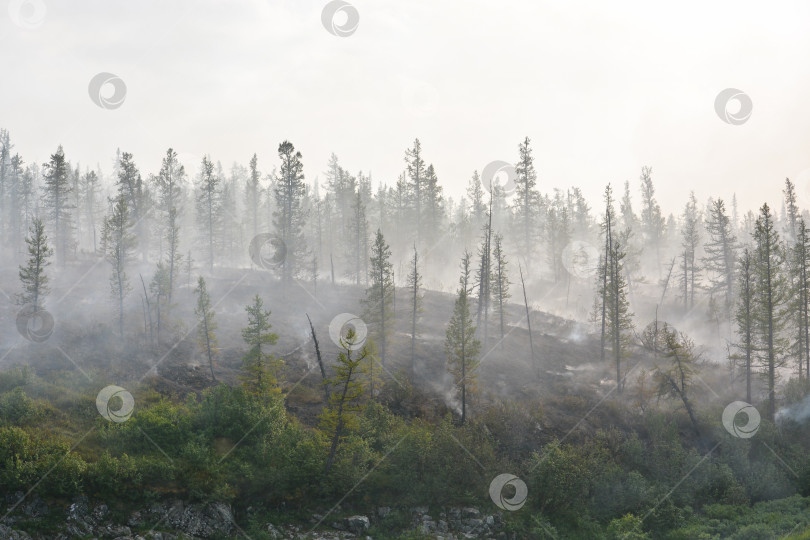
[783,178,799,243]
[41,145,73,265]
[154,148,186,303]
[102,194,137,338]
[274,141,308,283]
[362,229,395,366]
[194,276,218,382]
[240,294,280,395]
[17,218,52,311]
[406,244,423,375]
[404,138,426,246]
[680,192,701,311]
[513,136,540,271]
[322,328,368,473]
[196,156,221,273]
[245,153,262,238]
[491,233,511,347]
[703,198,737,319]
[639,166,665,275]
[116,152,149,261]
[753,203,788,421]
[791,219,810,379]
[734,247,755,402]
[445,253,482,425]
[654,326,701,437]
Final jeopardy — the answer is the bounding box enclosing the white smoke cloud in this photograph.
[776,394,810,423]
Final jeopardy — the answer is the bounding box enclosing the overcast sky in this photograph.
[2,0,810,215]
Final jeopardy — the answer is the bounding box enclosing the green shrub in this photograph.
[0,387,43,425]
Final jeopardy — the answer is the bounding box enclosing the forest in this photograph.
[1,128,810,539]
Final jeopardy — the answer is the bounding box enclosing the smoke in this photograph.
[775,394,810,423]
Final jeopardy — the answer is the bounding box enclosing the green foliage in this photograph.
[240,294,281,395]
[0,387,43,425]
[0,365,32,393]
[607,513,650,539]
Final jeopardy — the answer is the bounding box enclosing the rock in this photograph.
[0,524,33,540]
[412,506,429,516]
[21,495,48,518]
[98,523,132,537]
[345,515,370,534]
[376,506,391,519]
[65,496,96,537]
[419,519,436,534]
[93,503,110,520]
[461,507,480,518]
[265,523,283,539]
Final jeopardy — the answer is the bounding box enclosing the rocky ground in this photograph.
[1,492,514,539]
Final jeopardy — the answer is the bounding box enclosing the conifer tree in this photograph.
[322,327,368,473]
[703,198,737,319]
[245,153,262,238]
[194,276,218,382]
[154,148,186,303]
[362,229,395,365]
[406,244,423,375]
[41,145,73,265]
[423,163,444,245]
[274,141,308,283]
[491,233,511,347]
[116,152,149,261]
[196,156,221,273]
[466,170,486,229]
[404,138,426,246]
[791,219,810,379]
[639,166,665,275]
[753,203,788,421]
[783,178,799,243]
[446,253,482,425]
[17,218,52,311]
[513,136,540,271]
[680,192,701,310]
[734,248,755,402]
[654,326,701,437]
[148,261,171,343]
[102,194,137,338]
[240,294,280,395]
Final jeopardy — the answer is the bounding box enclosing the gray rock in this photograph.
[345,515,369,534]
[0,524,33,540]
[22,495,48,517]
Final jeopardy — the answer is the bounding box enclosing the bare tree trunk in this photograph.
[519,263,535,372]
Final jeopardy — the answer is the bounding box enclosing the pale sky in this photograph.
[2,0,810,215]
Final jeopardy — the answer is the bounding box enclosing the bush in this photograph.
[0,365,32,392]
[606,514,650,539]
[0,387,43,425]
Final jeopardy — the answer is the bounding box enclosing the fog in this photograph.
[2,2,810,538]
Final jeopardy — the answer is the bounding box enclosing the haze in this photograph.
[2,0,810,214]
